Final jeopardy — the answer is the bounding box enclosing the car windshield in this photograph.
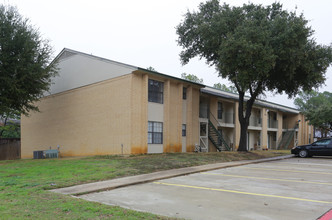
[314,139,331,145]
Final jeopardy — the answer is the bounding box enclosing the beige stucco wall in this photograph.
[277,111,283,143]
[261,108,268,149]
[21,74,134,158]
[130,73,148,154]
[163,81,182,153]
[182,93,187,152]
[22,70,203,158]
[186,86,200,152]
[234,102,240,150]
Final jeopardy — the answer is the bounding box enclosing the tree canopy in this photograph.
[181,73,204,84]
[176,0,332,151]
[146,66,158,72]
[213,83,237,93]
[0,5,57,117]
[295,91,332,137]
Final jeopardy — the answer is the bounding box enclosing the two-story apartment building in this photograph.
[21,48,313,158]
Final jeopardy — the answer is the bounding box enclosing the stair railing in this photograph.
[207,119,231,151]
[277,123,299,149]
[209,111,232,149]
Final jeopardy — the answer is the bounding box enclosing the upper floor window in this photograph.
[218,102,223,119]
[148,79,164,104]
[182,124,186,136]
[183,87,187,100]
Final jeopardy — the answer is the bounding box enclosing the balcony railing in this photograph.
[282,122,299,130]
[219,113,234,124]
[249,116,262,127]
[268,119,278,129]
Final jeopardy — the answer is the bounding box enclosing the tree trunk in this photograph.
[237,92,256,151]
[0,116,8,137]
[238,121,249,151]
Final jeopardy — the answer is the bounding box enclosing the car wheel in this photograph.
[299,150,308,158]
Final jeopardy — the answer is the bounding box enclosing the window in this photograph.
[314,139,331,146]
[148,79,164,104]
[218,102,223,119]
[183,87,187,100]
[148,121,163,144]
[182,124,186,136]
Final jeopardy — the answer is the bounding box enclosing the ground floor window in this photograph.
[182,124,186,136]
[148,121,163,144]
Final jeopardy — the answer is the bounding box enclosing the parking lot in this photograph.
[80,157,332,220]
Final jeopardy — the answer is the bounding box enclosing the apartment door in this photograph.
[247,132,250,150]
[199,121,208,151]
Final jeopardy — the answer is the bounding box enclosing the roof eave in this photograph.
[136,67,205,87]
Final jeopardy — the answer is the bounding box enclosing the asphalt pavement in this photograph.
[79,156,332,220]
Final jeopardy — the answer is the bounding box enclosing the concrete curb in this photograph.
[50,155,294,196]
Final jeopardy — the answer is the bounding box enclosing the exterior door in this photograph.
[199,121,208,152]
[247,132,250,150]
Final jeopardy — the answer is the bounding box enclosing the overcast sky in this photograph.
[2,0,331,107]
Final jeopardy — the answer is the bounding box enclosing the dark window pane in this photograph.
[183,87,187,100]
[148,79,164,104]
[148,122,153,132]
[153,133,162,144]
[182,124,186,136]
[147,121,163,144]
[148,133,152,144]
[154,122,163,132]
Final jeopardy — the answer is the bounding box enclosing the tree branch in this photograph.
[249,84,254,97]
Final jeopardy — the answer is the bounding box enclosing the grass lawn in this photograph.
[0,150,289,219]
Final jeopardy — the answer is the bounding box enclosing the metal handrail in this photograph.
[209,111,233,146]
[199,137,208,152]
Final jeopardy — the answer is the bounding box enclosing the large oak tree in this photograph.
[0,5,57,118]
[295,91,332,137]
[176,0,332,151]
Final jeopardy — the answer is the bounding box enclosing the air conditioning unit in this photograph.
[44,149,59,158]
[33,151,44,159]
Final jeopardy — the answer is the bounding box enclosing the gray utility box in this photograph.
[33,149,59,159]
[44,149,59,158]
[33,151,44,159]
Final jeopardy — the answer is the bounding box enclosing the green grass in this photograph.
[0,150,289,219]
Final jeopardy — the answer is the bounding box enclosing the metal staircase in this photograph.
[277,124,298,149]
[208,121,231,151]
